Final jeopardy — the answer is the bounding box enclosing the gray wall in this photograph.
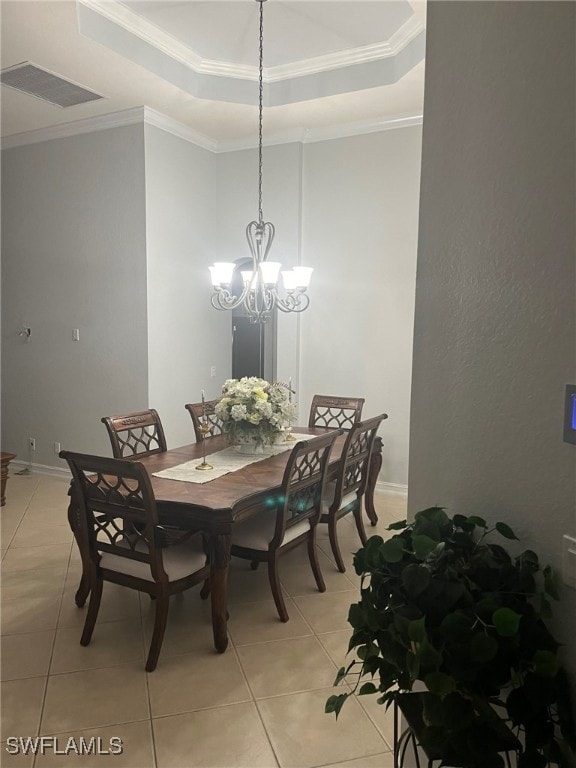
[409,0,576,680]
[1,125,148,466]
[1,123,422,487]
[300,129,422,487]
[144,125,230,448]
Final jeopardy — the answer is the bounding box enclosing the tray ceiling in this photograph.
[1,0,426,148]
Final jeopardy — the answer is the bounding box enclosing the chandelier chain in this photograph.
[258,0,264,225]
[208,0,312,323]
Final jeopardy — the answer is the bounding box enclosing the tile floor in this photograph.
[1,472,407,768]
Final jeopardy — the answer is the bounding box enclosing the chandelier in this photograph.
[208,0,313,324]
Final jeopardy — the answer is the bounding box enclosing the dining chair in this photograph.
[101,408,167,458]
[228,431,341,622]
[185,400,224,442]
[308,395,365,431]
[68,408,171,609]
[320,413,388,572]
[61,450,210,672]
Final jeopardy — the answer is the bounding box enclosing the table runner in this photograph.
[152,434,311,484]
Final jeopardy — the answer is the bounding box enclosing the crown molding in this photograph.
[1,108,422,153]
[79,0,424,83]
[214,114,423,153]
[266,15,424,82]
[1,106,146,150]
[143,108,218,152]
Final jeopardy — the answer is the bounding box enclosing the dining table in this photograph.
[66,427,383,653]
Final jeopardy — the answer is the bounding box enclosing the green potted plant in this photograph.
[326,507,576,768]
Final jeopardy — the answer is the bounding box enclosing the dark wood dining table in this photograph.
[67,427,382,653]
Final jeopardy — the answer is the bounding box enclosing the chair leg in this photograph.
[328,516,346,573]
[200,579,211,599]
[250,560,260,571]
[146,592,169,672]
[354,504,368,546]
[80,575,103,646]
[267,554,289,622]
[308,528,326,593]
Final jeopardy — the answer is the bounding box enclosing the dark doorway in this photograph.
[231,259,277,381]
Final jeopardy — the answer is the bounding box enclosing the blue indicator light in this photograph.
[572,395,576,430]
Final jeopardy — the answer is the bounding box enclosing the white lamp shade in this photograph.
[259,261,281,285]
[241,270,256,288]
[292,266,313,288]
[281,270,298,291]
[210,262,235,285]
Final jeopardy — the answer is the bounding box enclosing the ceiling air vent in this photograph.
[0,63,103,108]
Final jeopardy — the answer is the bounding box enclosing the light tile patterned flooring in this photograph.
[1,473,406,768]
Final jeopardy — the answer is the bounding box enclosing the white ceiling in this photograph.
[0,0,426,149]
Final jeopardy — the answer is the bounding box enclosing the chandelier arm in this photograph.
[211,284,252,311]
[276,292,310,314]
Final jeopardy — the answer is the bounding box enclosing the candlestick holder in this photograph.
[195,421,214,471]
[285,424,296,442]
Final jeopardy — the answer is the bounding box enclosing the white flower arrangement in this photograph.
[215,377,296,447]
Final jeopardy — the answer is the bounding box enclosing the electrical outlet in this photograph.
[72,329,80,341]
[54,442,61,454]
[210,366,216,378]
[29,437,36,451]
[562,534,576,589]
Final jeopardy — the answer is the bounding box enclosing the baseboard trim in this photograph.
[375,481,408,497]
[11,460,71,479]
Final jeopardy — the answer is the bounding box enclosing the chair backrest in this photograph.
[185,400,224,442]
[308,395,365,431]
[329,413,388,511]
[61,451,168,583]
[271,431,341,548]
[101,409,167,458]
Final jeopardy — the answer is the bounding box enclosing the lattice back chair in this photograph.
[321,413,388,572]
[61,451,210,672]
[230,431,340,622]
[308,395,365,431]
[185,400,224,442]
[101,409,167,459]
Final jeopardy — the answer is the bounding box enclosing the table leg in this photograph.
[66,489,91,607]
[365,442,382,526]
[210,532,231,653]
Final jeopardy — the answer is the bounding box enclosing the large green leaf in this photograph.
[408,616,426,642]
[517,549,540,572]
[358,682,378,696]
[440,611,474,641]
[470,632,498,663]
[325,692,349,718]
[348,603,365,630]
[412,534,438,560]
[387,520,407,531]
[381,537,404,563]
[492,607,521,637]
[543,565,560,600]
[418,640,442,669]
[495,521,519,540]
[532,650,559,679]
[401,563,431,597]
[467,515,487,528]
[424,670,456,696]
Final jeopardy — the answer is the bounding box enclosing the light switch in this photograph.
[72,329,80,341]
